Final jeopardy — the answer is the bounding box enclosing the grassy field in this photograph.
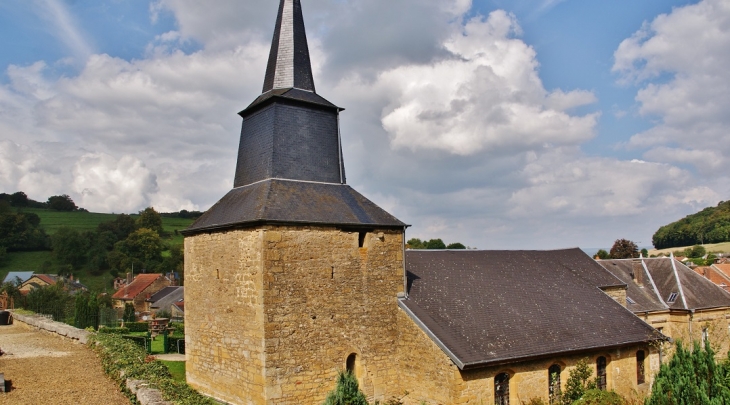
[648,241,730,256]
[22,208,118,235]
[159,360,186,382]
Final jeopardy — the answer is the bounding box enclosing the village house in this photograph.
[18,274,87,295]
[181,1,666,404]
[597,255,730,359]
[111,273,171,317]
[147,286,184,317]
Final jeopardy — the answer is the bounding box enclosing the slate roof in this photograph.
[2,271,34,285]
[599,257,730,311]
[242,88,340,116]
[112,274,164,300]
[262,0,315,93]
[401,248,662,370]
[148,286,184,311]
[183,179,406,235]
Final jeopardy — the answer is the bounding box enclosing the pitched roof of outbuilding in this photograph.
[599,257,730,312]
[2,271,34,285]
[183,179,406,235]
[112,274,164,300]
[149,286,184,310]
[401,248,661,370]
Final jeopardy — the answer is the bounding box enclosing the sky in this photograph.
[0,0,728,250]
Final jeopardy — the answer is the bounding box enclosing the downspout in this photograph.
[689,309,695,342]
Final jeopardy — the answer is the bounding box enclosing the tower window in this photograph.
[597,357,607,390]
[636,350,645,385]
[494,373,509,405]
[548,364,561,404]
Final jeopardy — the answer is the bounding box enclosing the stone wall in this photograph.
[185,225,405,404]
[601,286,628,307]
[396,306,659,404]
[185,228,266,405]
[135,276,172,314]
[642,308,730,361]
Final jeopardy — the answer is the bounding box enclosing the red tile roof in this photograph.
[112,274,163,300]
[34,274,58,285]
[714,264,730,276]
[173,301,184,312]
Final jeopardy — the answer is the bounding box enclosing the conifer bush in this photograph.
[323,371,369,405]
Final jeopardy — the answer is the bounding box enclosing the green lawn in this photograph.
[159,360,186,382]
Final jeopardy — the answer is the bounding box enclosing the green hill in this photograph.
[0,208,195,292]
[652,200,730,249]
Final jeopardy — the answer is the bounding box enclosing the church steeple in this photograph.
[262,0,316,93]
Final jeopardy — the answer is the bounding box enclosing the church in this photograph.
[182,1,664,404]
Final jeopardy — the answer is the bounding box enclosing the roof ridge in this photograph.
[641,258,668,309]
[669,254,689,309]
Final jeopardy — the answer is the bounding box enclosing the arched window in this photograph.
[346,353,357,376]
[548,364,561,404]
[495,373,509,405]
[596,356,607,390]
[636,350,646,384]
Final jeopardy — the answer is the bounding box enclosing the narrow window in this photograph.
[346,353,357,376]
[597,357,607,391]
[702,327,709,342]
[636,350,645,385]
[494,373,509,405]
[548,364,561,404]
[358,232,367,248]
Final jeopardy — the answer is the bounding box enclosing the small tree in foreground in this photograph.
[323,371,368,405]
[645,340,730,405]
[561,358,596,405]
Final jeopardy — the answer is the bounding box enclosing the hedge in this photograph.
[98,327,130,335]
[89,333,214,405]
[124,322,150,332]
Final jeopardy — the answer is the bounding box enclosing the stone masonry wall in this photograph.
[185,229,266,405]
[135,276,172,314]
[261,226,404,404]
[396,306,659,404]
[642,308,730,362]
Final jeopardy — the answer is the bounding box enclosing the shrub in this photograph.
[323,371,368,405]
[97,326,129,334]
[89,333,213,405]
[523,398,548,405]
[573,390,625,405]
[561,358,596,405]
[125,321,149,332]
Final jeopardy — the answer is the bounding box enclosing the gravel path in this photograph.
[0,322,130,405]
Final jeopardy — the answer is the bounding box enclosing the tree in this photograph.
[0,211,50,251]
[51,227,90,269]
[115,228,164,270]
[10,191,29,207]
[97,214,137,242]
[446,242,466,249]
[640,248,649,257]
[595,249,610,260]
[47,194,77,211]
[425,238,446,249]
[688,245,706,259]
[561,358,596,405]
[123,303,136,322]
[609,239,639,259]
[645,340,730,405]
[406,238,426,249]
[323,371,368,405]
[136,207,164,236]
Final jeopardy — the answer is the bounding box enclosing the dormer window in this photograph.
[667,292,678,303]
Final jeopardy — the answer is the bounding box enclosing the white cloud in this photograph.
[613,0,730,176]
[377,10,597,155]
[72,153,158,213]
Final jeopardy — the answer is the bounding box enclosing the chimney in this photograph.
[632,259,643,285]
[69,274,73,281]
[127,272,133,284]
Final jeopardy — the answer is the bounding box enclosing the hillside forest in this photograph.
[653,200,730,249]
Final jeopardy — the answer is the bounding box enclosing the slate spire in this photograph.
[262,0,316,93]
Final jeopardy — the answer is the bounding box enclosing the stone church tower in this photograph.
[182,1,407,404]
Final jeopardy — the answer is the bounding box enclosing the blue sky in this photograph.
[0,0,728,249]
